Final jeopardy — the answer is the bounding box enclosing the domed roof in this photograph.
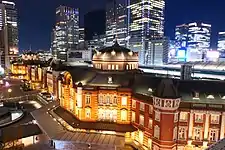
[92,41,138,62]
[99,41,131,53]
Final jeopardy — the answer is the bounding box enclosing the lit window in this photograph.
[140,115,144,126]
[112,65,115,70]
[132,100,136,108]
[178,127,187,140]
[148,138,152,149]
[98,95,103,104]
[108,77,113,84]
[149,119,153,129]
[113,96,117,104]
[106,95,110,104]
[154,125,160,139]
[149,105,153,114]
[195,114,203,123]
[121,96,127,106]
[179,112,188,122]
[155,111,160,121]
[209,129,219,141]
[211,114,220,124]
[121,109,127,121]
[140,102,145,111]
[85,108,91,119]
[173,127,177,140]
[194,127,202,141]
[108,64,111,70]
[116,65,119,70]
[85,95,91,104]
[132,111,135,122]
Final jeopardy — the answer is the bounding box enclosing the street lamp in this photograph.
[8,88,12,93]
[8,88,12,98]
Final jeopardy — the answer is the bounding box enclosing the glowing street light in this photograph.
[8,88,12,93]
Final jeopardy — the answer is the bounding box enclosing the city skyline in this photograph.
[16,0,225,50]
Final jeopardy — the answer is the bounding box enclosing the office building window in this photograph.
[155,111,160,121]
[85,95,91,104]
[154,125,160,139]
[209,129,219,142]
[140,115,144,126]
[132,100,136,108]
[211,114,220,124]
[121,96,127,106]
[180,112,188,122]
[195,114,203,123]
[132,111,135,122]
[140,102,144,111]
[178,127,187,140]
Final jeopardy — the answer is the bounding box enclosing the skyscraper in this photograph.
[145,37,169,65]
[175,24,189,48]
[127,0,165,64]
[175,22,211,62]
[188,22,211,51]
[0,0,18,69]
[105,0,128,47]
[53,6,79,61]
[218,32,225,52]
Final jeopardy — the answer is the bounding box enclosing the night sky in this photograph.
[16,0,225,51]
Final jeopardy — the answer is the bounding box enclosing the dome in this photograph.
[92,41,138,71]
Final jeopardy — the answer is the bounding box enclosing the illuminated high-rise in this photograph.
[54,6,79,61]
[0,0,18,69]
[175,24,189,48]
[175,22,211,62]
[105,0,128,47]
[127,0,165,64]
[218,32,225,52]
[188,22,211,51]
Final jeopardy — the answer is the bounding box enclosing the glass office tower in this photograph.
[0,1,18,69]
[127,0,165,65]
[105,0,128,47]
[54,6,79,61]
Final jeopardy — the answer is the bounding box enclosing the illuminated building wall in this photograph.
[175,24,189,48]
[218,32,225,58]
[105,1,128,47]
[54,6,79,61]
[145,38,169,65]
[175,22,211,62]
[127,0,165,64]
[0,1,18,69]
[188,22,211,51]
[78,28,85,43]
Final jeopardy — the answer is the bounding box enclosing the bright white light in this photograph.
[5,82,9,87]
[32,120,37,124]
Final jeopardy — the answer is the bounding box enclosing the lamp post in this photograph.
[7,88,12,98]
